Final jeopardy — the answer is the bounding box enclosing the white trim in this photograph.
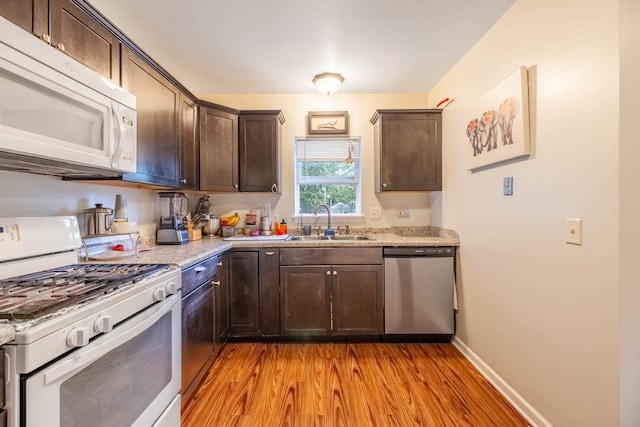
[452,337,552,427]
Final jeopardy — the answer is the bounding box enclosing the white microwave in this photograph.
[0,16,136,178]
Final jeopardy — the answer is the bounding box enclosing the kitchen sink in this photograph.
[287,235,331,241]
[287,235,375,241]
[330,235,375,241]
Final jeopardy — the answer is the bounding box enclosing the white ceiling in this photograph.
[87,0,515,95]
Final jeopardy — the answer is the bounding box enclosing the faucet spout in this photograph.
[313,203,333,235]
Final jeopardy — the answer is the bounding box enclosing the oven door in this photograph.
[21,294,180,427]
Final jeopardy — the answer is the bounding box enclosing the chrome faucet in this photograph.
[313,203,334,235]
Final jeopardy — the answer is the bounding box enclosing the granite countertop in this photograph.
[100,226,459,268]
[0,324,16,346]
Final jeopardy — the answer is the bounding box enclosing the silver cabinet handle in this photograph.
[382,182,388,188]
[41,33,51,44]
[333,271,337,276]
[180,178,187,184]
[57,42,65,52]
[211,280,221,286]
[234,184,239,189]
[265,251,275,256]
[326,270,331,276]
[271,184,278,193]
[216,261,223,266]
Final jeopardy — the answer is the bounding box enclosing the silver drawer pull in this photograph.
[216,261,223,266]
[211,280,221,286]
[265,251,275,256]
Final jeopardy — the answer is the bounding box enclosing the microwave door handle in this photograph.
[110,101,124,170]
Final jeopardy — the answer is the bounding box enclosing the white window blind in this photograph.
[296,138,360,162]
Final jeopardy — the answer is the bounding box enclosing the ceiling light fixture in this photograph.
[313,72,344,96]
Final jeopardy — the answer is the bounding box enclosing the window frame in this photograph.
[294,136,362,218]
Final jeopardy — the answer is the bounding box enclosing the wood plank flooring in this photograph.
[181,342,530,427]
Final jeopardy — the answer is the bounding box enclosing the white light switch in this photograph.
[370,207,382,219]
[566,218,583,245]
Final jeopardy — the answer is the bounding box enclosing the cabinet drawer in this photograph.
[182,255,221,296]
[279,247,382,265]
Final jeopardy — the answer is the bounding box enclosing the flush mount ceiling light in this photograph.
[313,72,344,96]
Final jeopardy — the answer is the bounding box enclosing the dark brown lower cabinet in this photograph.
[181,254,225,407]
[228,249,280,338]
[279,248,383,337]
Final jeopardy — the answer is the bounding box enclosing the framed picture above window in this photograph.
[307,111,349,135]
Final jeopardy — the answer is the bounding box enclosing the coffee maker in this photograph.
[156,192,190,244]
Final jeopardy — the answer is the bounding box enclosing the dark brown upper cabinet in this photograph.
[179,92,199,190]
[120,46,180,187]
[0,0,119,83]
[371,109,442,191]
[49,0,120,83]
[239,111,285,193]
[0,0,47,35]
[199,102,240,192]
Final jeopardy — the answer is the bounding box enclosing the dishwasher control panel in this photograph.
[383,246,454,257]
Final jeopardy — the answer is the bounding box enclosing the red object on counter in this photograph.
[112,244,125,251]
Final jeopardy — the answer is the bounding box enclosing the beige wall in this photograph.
[429,0,630,425]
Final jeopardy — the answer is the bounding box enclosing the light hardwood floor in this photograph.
[181,342,530,427]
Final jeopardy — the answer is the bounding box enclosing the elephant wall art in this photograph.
[465,66,531,171]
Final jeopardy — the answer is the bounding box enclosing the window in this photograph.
[295,137,361,215]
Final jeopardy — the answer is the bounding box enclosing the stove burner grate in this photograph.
[0,263,171,319]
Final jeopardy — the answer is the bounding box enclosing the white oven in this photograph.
[7,292,181,427]
[0,217,181,427]
[0,16,136,177]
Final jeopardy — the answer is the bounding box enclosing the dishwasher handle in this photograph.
[383,246,454,257]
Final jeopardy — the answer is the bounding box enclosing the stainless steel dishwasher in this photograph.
[384,246,455,341]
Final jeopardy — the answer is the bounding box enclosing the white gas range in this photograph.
[0,217,182,427]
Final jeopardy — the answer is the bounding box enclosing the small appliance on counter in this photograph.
[260,202,272,235]
[84,203,113,236]
[156,192,190,245]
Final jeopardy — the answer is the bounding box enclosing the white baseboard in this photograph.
[452,337,552,427]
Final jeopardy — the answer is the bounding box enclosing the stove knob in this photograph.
[165,282,178,295]
[67,327,90,348]
[153,288,167,301]
[94,315,114,333]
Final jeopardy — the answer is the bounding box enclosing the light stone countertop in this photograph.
[98,226,459,269]
[0,324,16,346]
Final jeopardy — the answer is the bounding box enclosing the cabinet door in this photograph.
[259,249,280,336]
[280,266,331,336]
[331,265,383,336]
[228,251,260,336]
[0,0,47,36]
[121,47,180,187]
[0,0,44,33]
[49,0,120,83]
[181,281,214,397]
[239,112,282,193]
[374,110,442,191]
[200,106,239,192]
[179,92,199,190]
[215,254,229,345]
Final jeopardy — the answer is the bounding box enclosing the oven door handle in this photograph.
[43,296,178,385]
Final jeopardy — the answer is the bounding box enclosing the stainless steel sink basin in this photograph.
[330,235,376,241]
[287,234,375,241]
[287,235,331,241]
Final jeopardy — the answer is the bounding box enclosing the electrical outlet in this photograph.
[503,177,513,196]
[396,209,410,218]
[370,207,382,219]
[566,218,583,245]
